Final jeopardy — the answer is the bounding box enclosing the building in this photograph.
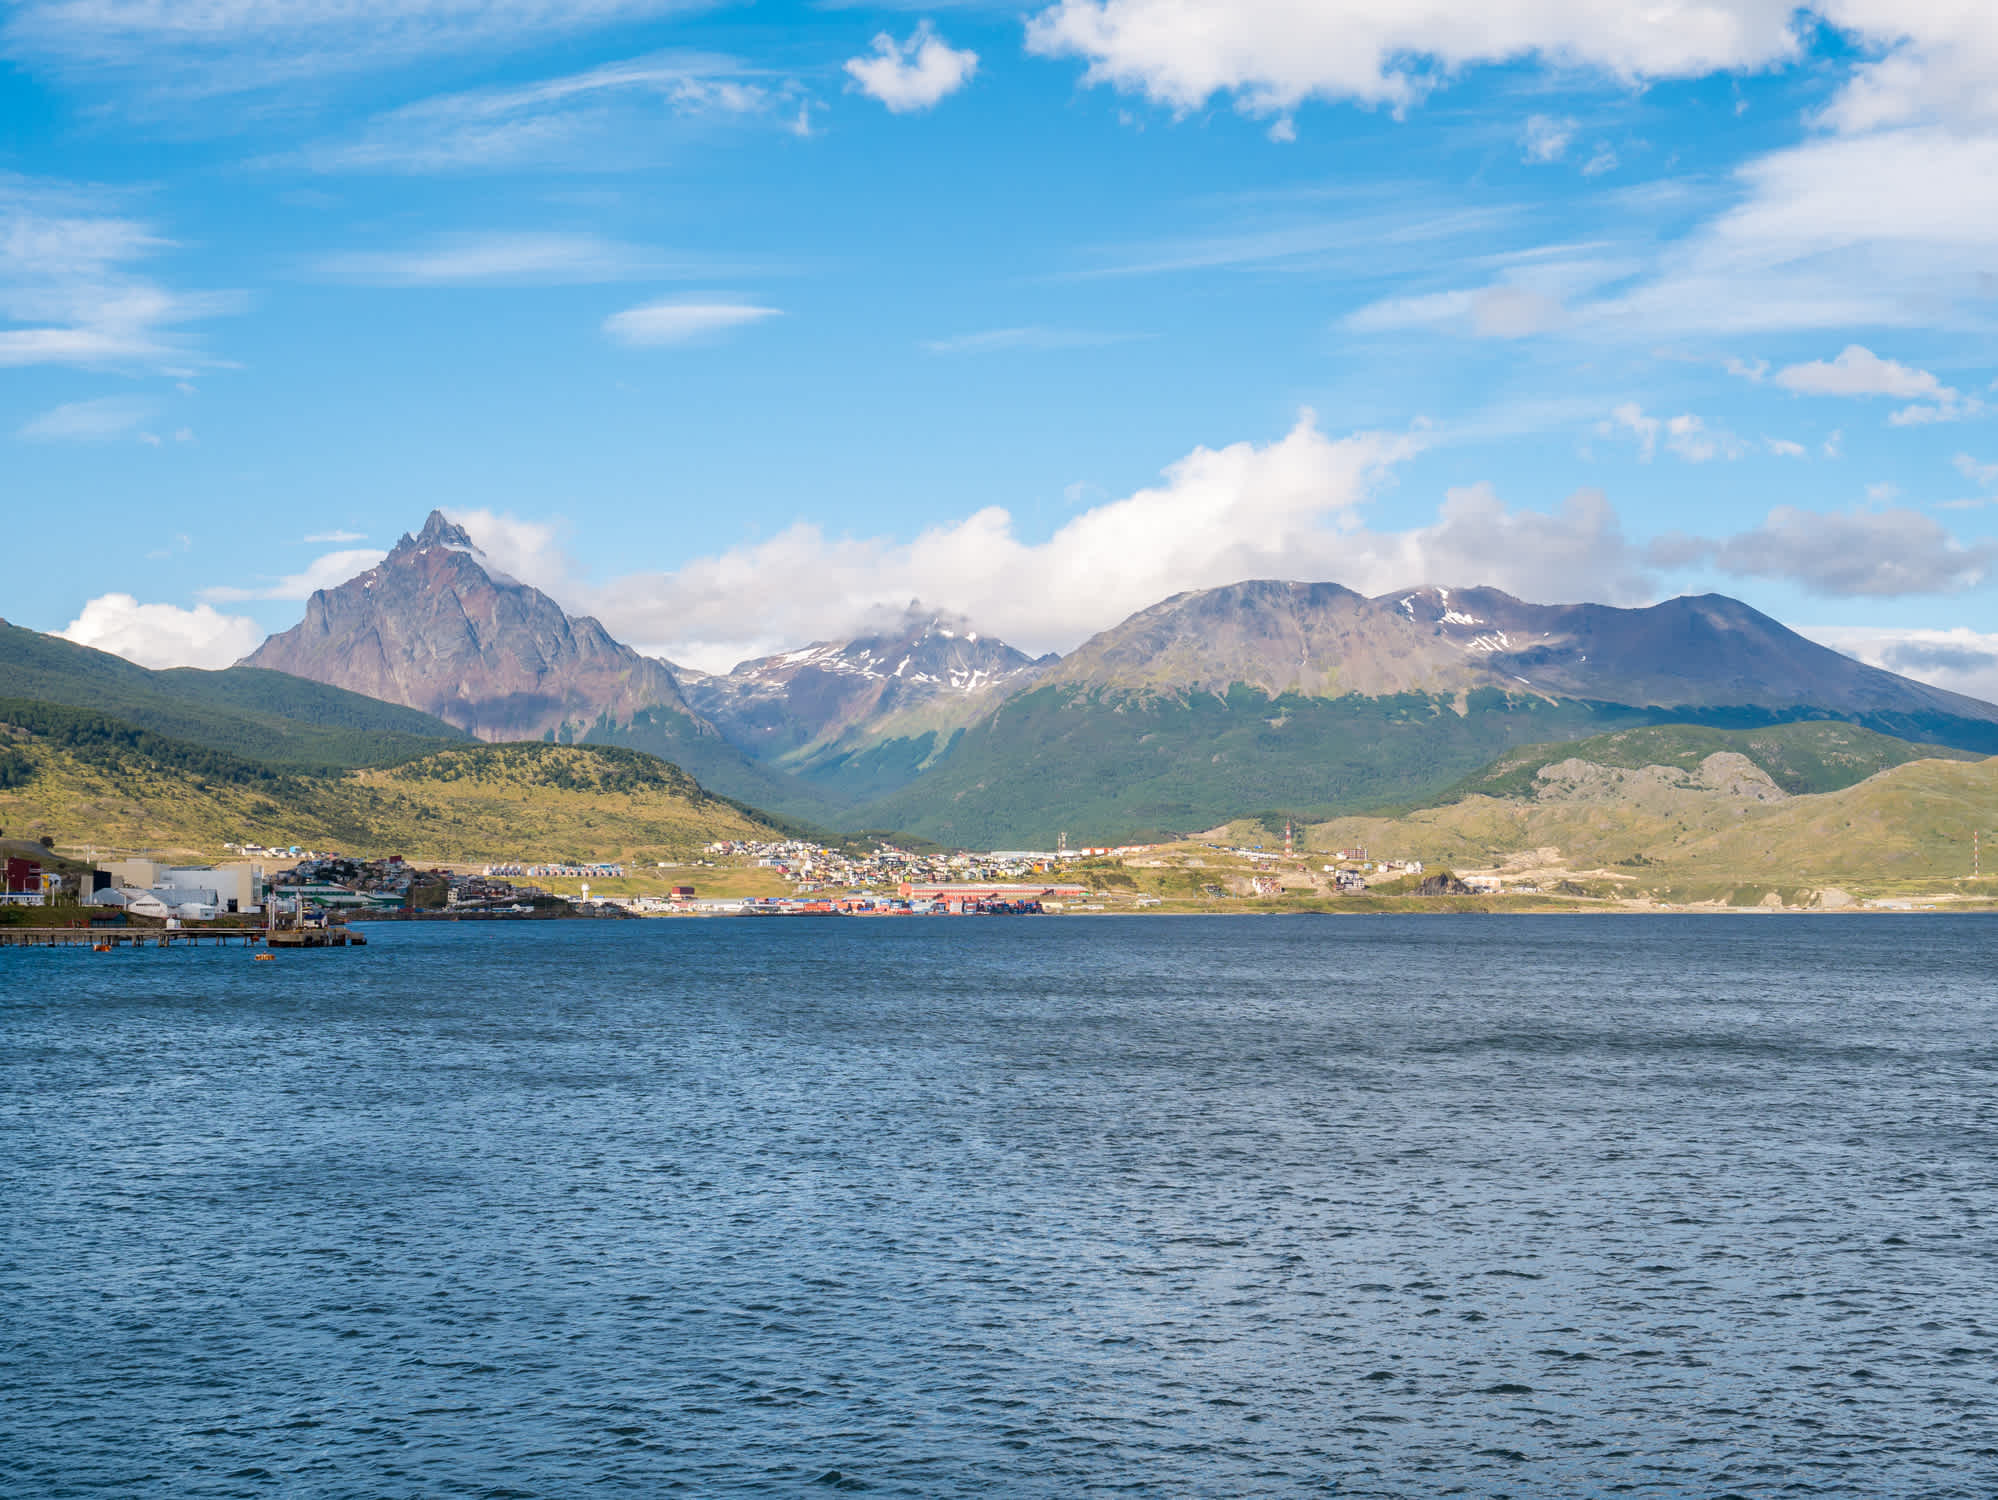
[126,889,223,921]
[2,855,44,906]
[897,882,1089,903]
[103,859,265,914]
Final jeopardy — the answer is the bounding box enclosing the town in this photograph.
[0,832,1451,927]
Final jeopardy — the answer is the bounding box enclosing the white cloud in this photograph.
[1603,403,1747,463]
[313,232,674,285]
[200,548,385,603]
[1654,506,1994,596]
[1765,437,1807,457]
[1773,344,1983,425]
[1347,282,1570,340]
[303,529,366,544]
[603,298,780,346]
[1580,143,1619,177]
[523,417,1647,669]
[422,411,1996,673]
[285,53,779,173]
[0,174,233,369]
[1954,453,1998,488]
[1890,397,1982,426]
[17,393,154,440]
[1801,625,1998,705]
[844,23,978,113]
[57,593,261,669]
[1025,0,1805,118]
[1602,127,1998,335]
[4,0,714,98]
[436,508,574,597]
[1520,113,1575,164]
[1775,344,1950,399]
[922,326,1133,354]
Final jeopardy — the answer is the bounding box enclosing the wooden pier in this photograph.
[0,926,268,949]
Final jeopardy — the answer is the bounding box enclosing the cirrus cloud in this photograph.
[603,298,781,346]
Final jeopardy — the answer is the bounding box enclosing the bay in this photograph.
[4,915,1997,1497]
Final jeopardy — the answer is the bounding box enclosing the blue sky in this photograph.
[6,0,1998,696]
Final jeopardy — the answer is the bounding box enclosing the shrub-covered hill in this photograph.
[0,713,788,864]
[0,619,467,769]
[1433,721,1980,805]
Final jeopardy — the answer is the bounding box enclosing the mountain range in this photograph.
[21,509,1998,845]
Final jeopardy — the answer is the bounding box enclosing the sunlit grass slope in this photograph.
[0,721,783,865]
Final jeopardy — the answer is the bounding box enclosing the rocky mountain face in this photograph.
[236,529,1998,844]
[1045,580,1998,725]
[245,511,695,742]
[681,610,1052,771]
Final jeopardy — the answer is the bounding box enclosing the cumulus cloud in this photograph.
[1602,403,1748,463]
[200,548,385,603]
[57,594,262,669]
[1653,506,1995,596]
[1776,344,1949,399]
[1026,0,1806,117]
[844,23,978,113]
[17,394,155,441]
[603,298,781,346]
[1774,344,1983,424]
[416,411,1997,673]
[1955,453,1998,488]
[1801,625,1998,705]
[460,417,1640,670]
[1520,113,1576,163]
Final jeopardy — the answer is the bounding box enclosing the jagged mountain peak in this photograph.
[393,509,480,557]
[681,609,1053,770]
[247,512,692,742]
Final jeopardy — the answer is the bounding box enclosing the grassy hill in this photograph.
[1300,735,1998,905]
[0,709,786,864]
[0,619,467,768]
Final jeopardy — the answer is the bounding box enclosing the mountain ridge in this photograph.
[94,519,1998,846]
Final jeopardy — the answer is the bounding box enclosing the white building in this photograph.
[102,859,263,914]
[126,889,223,921]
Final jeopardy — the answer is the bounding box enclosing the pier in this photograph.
[0,927,269,949]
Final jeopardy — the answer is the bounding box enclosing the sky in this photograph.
[6,1,1998,698]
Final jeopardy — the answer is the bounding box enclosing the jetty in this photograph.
[0,926,267,949]
[1,911,366,950]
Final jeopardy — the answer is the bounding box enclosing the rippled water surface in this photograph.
[6,915,1998,1497]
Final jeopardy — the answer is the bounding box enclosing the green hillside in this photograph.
[0,619,468,767]
[846,684,1669,846]
[581,703,844,827]
[0,704,787,863]
[1437,721,1980,804]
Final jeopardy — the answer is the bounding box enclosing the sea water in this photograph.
[4,915,1997,1497]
